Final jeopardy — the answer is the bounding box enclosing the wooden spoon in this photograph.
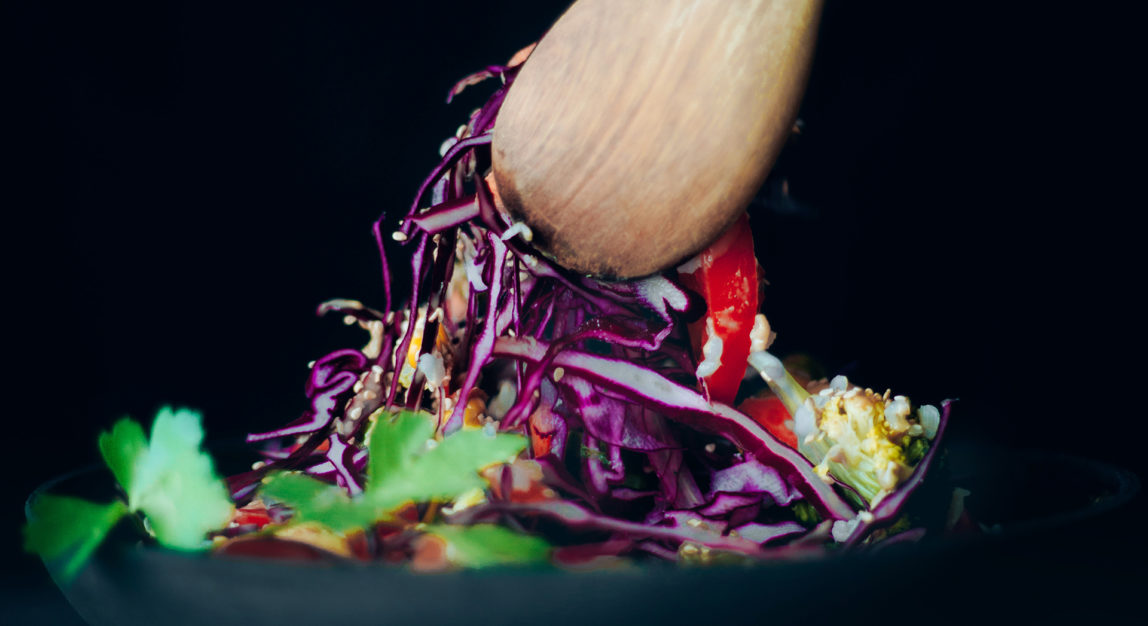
[492,0,824,278]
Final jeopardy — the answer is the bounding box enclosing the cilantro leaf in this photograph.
[426,524,551,567]
[23,495,128,584]
[123,407,234,550]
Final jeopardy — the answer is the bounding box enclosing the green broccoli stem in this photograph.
[747,351,810,417]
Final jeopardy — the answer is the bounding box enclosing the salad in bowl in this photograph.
[25,45,958,583]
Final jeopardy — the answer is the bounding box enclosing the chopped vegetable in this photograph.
[677,212,761,404]
[739,395,798,448]
[749,351,940,507]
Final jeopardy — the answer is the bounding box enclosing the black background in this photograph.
[4,0,1142,622]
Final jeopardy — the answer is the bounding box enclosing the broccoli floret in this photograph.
[749,351,938,508]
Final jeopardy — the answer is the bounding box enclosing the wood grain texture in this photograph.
[493,0,824,278]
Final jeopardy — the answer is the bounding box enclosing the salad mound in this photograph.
[26,50,957,580]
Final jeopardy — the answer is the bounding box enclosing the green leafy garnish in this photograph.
[372,417,528,504]
[24,407,234,583]
[265,410,526,523]
[109,407,234,549]
[263,409,548,564]
[259,472,376,533]
[23,496,129,583]
[425,523,551,567]
[366,408,436,480]
[98,418,146,491]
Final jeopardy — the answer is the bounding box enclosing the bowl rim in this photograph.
[26,442,1140,578]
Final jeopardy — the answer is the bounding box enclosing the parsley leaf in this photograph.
[265,410,527,534]
[256,410,550,567]
[425,524,551,567]
[382,427,527,502]
[98,418,146,492]
[366,409,436,481]
[23,495,129,584]
[25,407,234,584]
[123,407,233,550]
[260,472,377,533]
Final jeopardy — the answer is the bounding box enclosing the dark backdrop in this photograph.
[5,0,1142,621]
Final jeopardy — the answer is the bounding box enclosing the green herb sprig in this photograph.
[260,409,549,566]
[24,407,234,583]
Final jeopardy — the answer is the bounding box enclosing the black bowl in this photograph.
[28,444,1139,626]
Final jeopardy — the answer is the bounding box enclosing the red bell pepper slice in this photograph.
[676,213,759,405]
[738,395,798,449]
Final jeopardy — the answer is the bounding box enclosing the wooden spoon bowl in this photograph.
[493,0,824,278]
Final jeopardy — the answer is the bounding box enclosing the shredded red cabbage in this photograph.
[233,60,953,562]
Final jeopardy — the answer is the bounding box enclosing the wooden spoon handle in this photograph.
[493,0,823,278]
